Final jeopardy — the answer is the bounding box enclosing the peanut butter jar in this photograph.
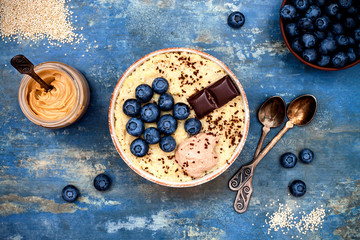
[18,61,90,128]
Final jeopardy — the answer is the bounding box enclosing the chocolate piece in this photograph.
[187,75,240,119]
[187,90,217,119]
[207,75,239,108]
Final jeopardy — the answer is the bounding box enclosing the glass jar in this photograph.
[18,61,90,128]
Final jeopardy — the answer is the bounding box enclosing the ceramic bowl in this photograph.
[280,0,360,71]
[108,48,250,187]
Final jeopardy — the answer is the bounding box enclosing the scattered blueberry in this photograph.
[302,48,317,62]
[348,37,356,46]
[140,103,160,123]
[319,38,337,55]
[315,16,329,31]
[135,84,153,103]
[336,35,349,47]
[330,23,344,35]
[157,114,178,135]
[123,99,141,117]
[347,5,358,15]
[335,12,343,22]
[354,28,360,42]
[152,77,169,94]
[286,23,300,38]
[143,127,161,144]
[126,118,145,137]
[314,0,326,7]
[338,0,352,9]
[93,174,111,191]
[280,152,297,168]
[289,180,307,197]
[332,51,349,68]
[227,11,246,28]
[344,17,356,29]
[302,33,317,48]
[298,17,314,32]
[173,103,190,120]
[317,55,331,67]
[325,3,339,16]
[158,93,174,111]
[314,31,326,41]
[130,138,149,157]
[280,5,298,21]
[293,0,309,12]
[291,37,304,53]
[159,135,176,152]
[299,148,314,163]
[184,118,202,135]
[305,5,321,20]
[347,48,357,62]
[62,185,80,202]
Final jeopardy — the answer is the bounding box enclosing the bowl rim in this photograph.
[280,0,360,71]
[108,47,250,188]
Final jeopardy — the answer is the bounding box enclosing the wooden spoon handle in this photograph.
[234,177,253,213]
[11,55,53,91]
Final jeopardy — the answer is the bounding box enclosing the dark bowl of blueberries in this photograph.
[280,0,360,70]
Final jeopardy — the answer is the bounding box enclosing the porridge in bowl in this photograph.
[112,49,248,184]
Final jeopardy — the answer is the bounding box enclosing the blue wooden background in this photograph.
[0,0,359,239]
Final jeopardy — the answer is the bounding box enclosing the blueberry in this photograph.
[291,37,304,53]
[62,185,80,202]
[140,103,160,123]
[315,16,329,31]
[285,23,300,38]
[159,135,176,152]
[314,31,326,41]
[184,118,202,135]
[314,0,326,6]
[325,3,339,16]
[152,77,169,94]
[289,180,306,197]
[123,99,141,117]
[354,28,360,42]
[319,38,337,55]
[173,103,190,120]
[348,37,356,46]
[338,0,352,9]
[158,93,174,111]
[280,152,297,168]
[227,11,245,28]
[305,5,321,20]
[299,148,314,163]
[344,18,357,30]
[302,48,317,62]
[130,138,149,157]
[280,5,297,21]
[335,12,343,22]
[347,6,358,15]
[302,33,317,48]
[143,127,161,144]
[317,55,331,67]
[126,117,145,137]
[336,35,349,47]
[135,84,153,103]
[157,114,178,135]
[293,0,310,12]
[298,17,314,32]
[332,51,349,68]
[331,23,344,35]
[347,48,357,62]
[93,174,111,191]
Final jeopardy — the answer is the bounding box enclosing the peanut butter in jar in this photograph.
[19,62,90,128]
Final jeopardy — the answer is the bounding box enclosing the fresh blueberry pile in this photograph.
[123,78,202,157]
[280,0,360,68]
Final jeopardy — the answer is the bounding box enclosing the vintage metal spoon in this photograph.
[11,55,53,92]
[229,96,286,191]
[233,94,317,213]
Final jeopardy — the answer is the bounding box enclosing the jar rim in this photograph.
[18,61,89,128]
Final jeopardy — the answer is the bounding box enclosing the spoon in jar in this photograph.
[229,96,286,191]
[11,55,53,92]
[233,94,317,213]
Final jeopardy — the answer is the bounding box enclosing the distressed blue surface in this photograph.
[0,0,359,239]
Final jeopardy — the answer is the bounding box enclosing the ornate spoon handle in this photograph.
[234,177,253,213]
